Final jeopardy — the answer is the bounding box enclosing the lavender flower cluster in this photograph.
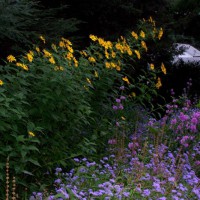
[30,142,200,200]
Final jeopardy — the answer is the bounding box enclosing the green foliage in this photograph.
[0,18,167,197]
[0,36,123,197]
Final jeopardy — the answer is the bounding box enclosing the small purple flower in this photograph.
[120,96,126,100]
[118,104,124,110]
[128,142,134,149]
[158,197,167,200]
[170,118,177,125]
[55,168,62,173]
[195,161,200,165]
[168,177,175,182]
[180,113,189,122]
[142,189,151,196]
[120,86,125,90]
[116,98,121,103]
[112,105,118,110]
[123,192,130,197]
[86,161,96,167]
[191,117,198,124]
[190,125,197,132]
[192,187,200,199]
[108,139,117,145]
[74,158,80,162]
[54,179,61,184]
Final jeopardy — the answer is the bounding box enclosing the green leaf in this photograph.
[26,145,40,152]
[27,158,41,167]
[22,170,34,176]
[16,135,25,142]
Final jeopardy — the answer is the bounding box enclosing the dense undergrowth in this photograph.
[0,17,199,199]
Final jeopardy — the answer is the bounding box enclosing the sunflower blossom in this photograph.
[7,55,16,63]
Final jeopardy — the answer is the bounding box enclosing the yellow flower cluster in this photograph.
[42,49,56,65]
[150,63,154,70]
[66,52,73,60]
[49,56,55,64]
[131,31,138,40]
[131,92,136,97]
[158,28,163,40]
[51,44,57,52]
[80,51,88,57]
[105,50,109,59]
[105,62,121,71]
[148,16,156,27]
[35,46,40,53]
[98,38,113,50]
[26,51,34,62]
[121,116,126,120]
[86,78,92,85]
[73,57,78,67]
[88,57,96,63]
[7,55,16,63]
[94,71,98,78]
[0,79,3,86]
[59,37,72,48]
[28,131,35,137]
[140,30,145,38]
[54,66,64,71]
[134,50,141,59]
[111,51,116,58]
[39,35,45,44]
[141,41,148,52]
[89,35,117,61]
[122,76,130,84]
[16,62,29,71]
[57,38,79,67]
[89,34,98,42]
[115,37,132,56]
[43,49,52,57]
[156,77,162,89]
[161,62,167,74]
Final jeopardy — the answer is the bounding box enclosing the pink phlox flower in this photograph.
[179,112,189,122]
[191,117,198,125]
[108,138,117,145]
[190,124,197,133]
[170,118,177,125]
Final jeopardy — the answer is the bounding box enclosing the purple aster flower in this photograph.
[142,189,151,196]
[47,196,54,200]
[112,105,118,110]
[128,142,134,149]
[86,161,96,167]
[123,192,130,197]
[74,158,80,162]
[168,177,175,182]
[118,104,124,110]
[120,86,125,90]
[120,96,126,100]
[55,168,62,173]
[54,179,61,184]
[158,197,166,200]
[116,98,121,103]
[192,187,200,199]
